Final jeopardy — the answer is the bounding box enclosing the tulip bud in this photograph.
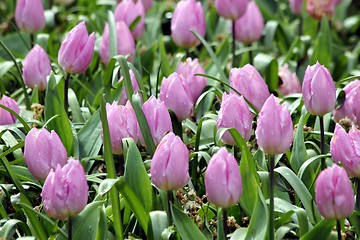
[99,22,136,65]
[54,0,76,5]
[217,93,253,145]
[42,159,88,220]
[58,21,95,74]
[103,101,139,154]
[215,0,248,20]
[24,128,68,180]
[114,0,145,40]
[229,64,270,111]
[176,58,207,102]
[306,0,337,20]
[255,95,293,155]
[141,96,173,146]
[315,164,354,220]
[205,147,242,208]
[171,0,206,48]
[333,80,360,123]
[0,96,20,125]
[117,0,153,12]
[150,132,190,190]
[330,124,360,177]
[278,64,301,96]
[118,70,140,105]
[233,2,264,44]
[22,45,51,91]
[302,62,336,116]
[160,73,194,121]
[15,0,45,33]
[289,0,304,15]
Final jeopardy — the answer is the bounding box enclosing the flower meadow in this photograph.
[0,0,360,239]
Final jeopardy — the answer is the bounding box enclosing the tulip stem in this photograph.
[223,208,228,239]
[269,155,275,240]
[319,116,326,169]
[336,220,341,240]
[356,178,360,211]
[248,44,253,65]
[68,217,73,240]
[167,191,173,225]
[64,74,71,116]
[232,20,236,67]
[30,34,35,49]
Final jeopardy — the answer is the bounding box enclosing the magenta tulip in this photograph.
[278,64,301,96]
[118,70,140,105]
[255,95,293,155]
[215,0,248,20]
[150,132,190,190]
[42,159,88,220]
[315,164,354,220]
[333,80,360,123]
[117,0,153,12]
[302,62,336,116]
[289,0,303,15]
[205,147,242,208]
[15,0,45,33]
[306,0,337,20]
[0,96,20,125]
[171,0,206,48]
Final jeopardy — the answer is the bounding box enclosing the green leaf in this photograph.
[0,219,27,239]
[150,211,168,240]
[78,111,102,160]
[68,88,84,123]
[254,53,278,93]
[0,61,14,78]
[108,11,117,61]
[310,16,332,68]
[290,114,309,173]
[300,219,335,240]
[159,36,173,77]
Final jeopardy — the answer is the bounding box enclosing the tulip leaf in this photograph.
[254,53,278,93]
[68,88,84,123]
[290,114,309,173]
[159,36,173,77]
[107,11,117,61]
[149,211,168,240]
[0,61,14,78]
[0,219,27,239]
[310,16,332,68]
[300,219,335,240]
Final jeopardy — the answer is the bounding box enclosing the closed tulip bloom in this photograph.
[103,101,139,154]
[255,95,293,155]
[42,159,88,220]
[141,96,173,145]
[117,0,153,12]
[151,132,190,190]
[315,164,354,220]
[99,22,135,65]
[23,45,51,91]
[330,124,360,177]
[333,80,360,123]
[302,62,336,116]
[58,21,95,74]
[233,1,264,44]
[176,58,207,102]
[0,96,20,125]
[114,0,145,40]
[118,70,140,105]
[160,72,194,121]
[215,0,248,20]
[24,128,68,180]
[217,93,253,145]
[229,64,270,111]
[289,0,303,15]
[205,147,242,208]
[15,0,45,33]
[171,0,206,48]
[306,0,337,20]
[278,64,301,96]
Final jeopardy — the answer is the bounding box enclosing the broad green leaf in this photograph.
[310,16,332,68]
[0,61,14,78]
[150,211,168,240]
[254,53,278,93]
[300,219,335,240]
[68,88,84,123]
[290,114,309,172]
[78,111,102,160]
[0,219,27,239]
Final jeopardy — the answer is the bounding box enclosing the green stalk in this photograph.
[30,34,35,48]
[319,116,325,169]
[167,191,173,225]
[336,220,341,240]
[64,74,71,115]
[68,217,73,240]
[356,178,360,211]
[269,155,275,240]
[232,20,236,67]
[223,208,228,239]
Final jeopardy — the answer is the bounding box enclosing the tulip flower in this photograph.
[58,21,95,74]
[103,101,139,154]
[233,1,264,44]
[306,0,337,20]
[118,70,140,105]
[15,0,45,33]
[229,64,270,111]
[255,95,293,155]
[289,0,303,15]
[278,64,301,96]
[99,22,136,65]
[176,58,207,102]
[117,0,153,12]
[42,159,88,220]
[217,93,253,145]
[205,147,242,208]
[160,72,194,121]
[330,124,360,177]
[333,80,360,123]
[302,62,336,116]
[0,96,20,125]
[141,96,173,145]
[150,132,190,190]
[24,128,68,180]
[315,164,354,220]
[114,0,145,39]
[22,45,51,91]
[171,0,206,48]
[215,0,248,20]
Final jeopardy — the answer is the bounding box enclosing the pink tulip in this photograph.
[176,58,207,102]
[114,0,145,39]
[99,22,135,65]
[24,128,68,180]
[289,0,303,15]
[302,62,336,116]
[315,164,354,220]
[205,147,242,208]
[255,95,293,155]
[333,80,360,123]
[42,159,88,220]
[23,45,51,91]
[160,72,194,121]
[217,93,253,145]
[233,1,264,44]
[171,0,206,48]
[150,132,190,190]
[215,0,248,20]
[229,64,270,111]
[117,0,153,12]
[278,64,301,96]
[15,0,45,33]
[306,0,337,20]
[0,96,20,125]
[58,21,95,74]
[118,70,140,105]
